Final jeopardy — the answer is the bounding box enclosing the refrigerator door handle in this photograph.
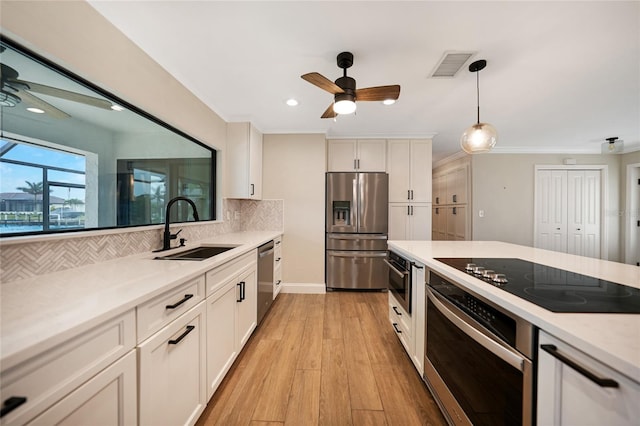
[328,251,388,258]
[327,234,388,241]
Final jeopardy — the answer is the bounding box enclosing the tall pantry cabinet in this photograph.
[387,139,433,240]
[432,163,471,241]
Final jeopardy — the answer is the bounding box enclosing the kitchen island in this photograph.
[389,240,640,425]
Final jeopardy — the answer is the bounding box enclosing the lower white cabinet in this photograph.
[388,203,432,240]
[138,302,207,426]
[537,330,640,426]
[26,350,137,426]
[205,251,257,399]
[274,236,283,299]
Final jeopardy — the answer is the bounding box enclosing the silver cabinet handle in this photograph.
[428,288,525,371]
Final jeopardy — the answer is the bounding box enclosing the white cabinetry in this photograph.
[388,139,432,203]
[388,260,426,376]
[432,165,470,241]
[274,236,283,298]
[205,250,257,398]
[26,350,137,426]
[327,139,386,172]
[138,302,207,426]
[389,203,432,240]
[0,310,136,426]
[227,122,263,199]
[537,330,640,426]
[387,139,432,241]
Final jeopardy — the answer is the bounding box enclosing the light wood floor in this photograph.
[196,292,446,426]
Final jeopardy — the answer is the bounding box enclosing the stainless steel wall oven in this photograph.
[424,271,535,426]
[385,250,412,313]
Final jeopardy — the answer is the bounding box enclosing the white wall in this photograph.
[471,153,623,261]
[262,134,326,285]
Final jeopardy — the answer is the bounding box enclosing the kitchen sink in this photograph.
[154,245,237,261]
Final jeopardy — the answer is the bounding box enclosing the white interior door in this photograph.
[625,164,640,266]
[536,170,568,252]
[567,170,601,258]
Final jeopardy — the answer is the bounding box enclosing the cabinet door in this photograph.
[249,124,263,199]
[138,302,207,426]
[433,174,445,205]
[388,203,409,240]
[537,331,640,426]
[226,122,262,199]
[432,207,446,240]
[206,281,238,399]
[448,167,467,204]
[26,351,137,426]
[567,170,600,258]
[409,140,432,202]
[408,204,432,240]
[387,140,411,202]
[236,267,257,349]
[357,139,386,171]
[452,205,467,241]
[327,139,357,171]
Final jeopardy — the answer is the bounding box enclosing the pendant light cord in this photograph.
[476,70,480,124]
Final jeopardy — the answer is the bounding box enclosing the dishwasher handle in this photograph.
[259,247,275,258]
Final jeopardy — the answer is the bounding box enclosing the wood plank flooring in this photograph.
[196,292,446,426]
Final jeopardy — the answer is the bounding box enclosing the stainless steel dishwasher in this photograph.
[257,240,275,325]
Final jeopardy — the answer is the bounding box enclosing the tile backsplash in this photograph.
[0,198,283,282]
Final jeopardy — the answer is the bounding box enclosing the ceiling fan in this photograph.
[301,52,400,119]
[0,63,113,119]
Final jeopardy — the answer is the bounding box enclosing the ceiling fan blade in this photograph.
[355,85,401,102]
[16,79,113,110]
[302,72,344,95]
[321,103,337,119]
[16,88,71,119]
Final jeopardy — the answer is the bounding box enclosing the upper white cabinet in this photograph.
[388,139,432,203]
[327,139,386,172]
[433,166,468,205]
[227,122,263,199]
[537,330,640,426]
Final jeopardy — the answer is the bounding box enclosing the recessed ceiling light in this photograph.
[26,107,45,114]
[111,104,125,111]
[286,98,299,107]
[383,99,396,105]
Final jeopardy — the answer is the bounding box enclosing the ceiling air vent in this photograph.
[430,51,476,78]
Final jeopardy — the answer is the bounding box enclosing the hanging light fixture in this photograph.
[601,137,624,154]
[460,59,497,154]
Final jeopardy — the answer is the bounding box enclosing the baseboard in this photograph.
[280,282,326,294]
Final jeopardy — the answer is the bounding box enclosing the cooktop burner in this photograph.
[435,258,640,313]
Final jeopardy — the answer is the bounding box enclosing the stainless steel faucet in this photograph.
[159,196,199,251]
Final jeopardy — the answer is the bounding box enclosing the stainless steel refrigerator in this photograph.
[325,172,389,290]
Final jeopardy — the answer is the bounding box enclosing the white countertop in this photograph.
[0,230,281,371]
[388,240,640,383]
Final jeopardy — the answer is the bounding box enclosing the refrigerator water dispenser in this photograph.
[332,201,351,226]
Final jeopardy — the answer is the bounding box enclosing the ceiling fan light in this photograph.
[460,122,497,154]
[333,92,356,115]
[383,99,396,105]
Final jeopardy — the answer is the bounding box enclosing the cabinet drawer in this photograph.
[206,250,256,296]
[137,275,205,343]
[0,310,135,426]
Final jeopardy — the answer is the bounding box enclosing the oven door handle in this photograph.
[428,288,525,371]
[383,259,408,278]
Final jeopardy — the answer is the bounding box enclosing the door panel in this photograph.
[358,173,388,233]
[326,172,358,233]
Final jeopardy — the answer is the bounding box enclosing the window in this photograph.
[0,39,216,237]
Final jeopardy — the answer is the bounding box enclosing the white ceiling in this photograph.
[87,1,640,162]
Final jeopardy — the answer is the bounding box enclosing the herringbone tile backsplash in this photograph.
[0,199,283,282]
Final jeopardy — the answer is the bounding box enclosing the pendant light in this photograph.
[460,59,497,154]
[601,137,624,154]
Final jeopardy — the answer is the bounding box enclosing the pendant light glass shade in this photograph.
[461,122,497,154]
[460,59,497,154]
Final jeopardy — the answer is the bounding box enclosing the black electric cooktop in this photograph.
[435,258,640,314]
